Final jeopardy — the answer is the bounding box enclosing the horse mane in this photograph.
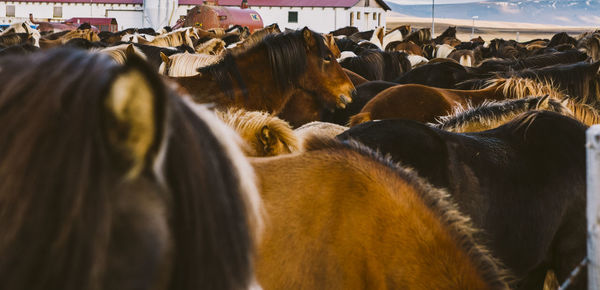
[303,136,511,289]
[160,52,222,76]
[563,98,600,126]
[198,28,329,97]
[228,23,281,56]
[215,108,299,156]
[147,28,192,47]
[99,43,147,64]
[433,96,572,132]
[0,48,261,290]
[475,50,587,74]
[514,61,600,107]
[483,76,564,99]
[194,37,225,55]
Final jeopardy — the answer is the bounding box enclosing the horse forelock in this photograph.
[215,108,299,155]
[304,135,512,288]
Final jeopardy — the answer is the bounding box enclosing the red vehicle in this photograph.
[29,14,116,33]
[64,18,118,32]
[175,1,264,32]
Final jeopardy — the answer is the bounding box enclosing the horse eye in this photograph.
[324,56,332,61]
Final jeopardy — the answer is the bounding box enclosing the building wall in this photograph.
[0,2,142,27]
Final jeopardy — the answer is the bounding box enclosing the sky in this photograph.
[386,0,480,5]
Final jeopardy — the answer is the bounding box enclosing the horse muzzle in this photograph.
[337,94,353,109]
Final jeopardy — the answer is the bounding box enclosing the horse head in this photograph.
[299,27,355,110]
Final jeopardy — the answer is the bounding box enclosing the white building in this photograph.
[0,0,390,32]
[176,0,391,33]
[0,0,145,30]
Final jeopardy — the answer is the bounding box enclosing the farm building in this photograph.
[0,0,390,32]
[0,0,144,30]
[175,0,391,33]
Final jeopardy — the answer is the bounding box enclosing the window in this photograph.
[5,5,15,17]
[373,12,377,20]
[365,0,370,6]
[53,6,62,18]
[288,11,298,23]
[378,13,381,26]
[357,12,361,20]
[350,12,354,26]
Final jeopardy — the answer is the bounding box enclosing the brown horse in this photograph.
[170,27,354,115]
[0,48,262,290]
[251,137,509,289]
[350,77,562,125]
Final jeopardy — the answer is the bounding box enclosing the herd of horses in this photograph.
[1,19,600,289]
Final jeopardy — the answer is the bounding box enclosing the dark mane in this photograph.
[473,50,587,74]
[340,49,410,81]
[303,136,510,289]
[0,48,255,290]
[198,28,328,97]
[513,61,600,107]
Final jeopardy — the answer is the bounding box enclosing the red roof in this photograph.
[65,17,117,25]
[180,0,391,10]
[0,0,141,4]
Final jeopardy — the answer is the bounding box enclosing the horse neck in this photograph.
[174,49,294,113]
[450,86,505,105]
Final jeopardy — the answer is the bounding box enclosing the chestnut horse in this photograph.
[170,27,354,116]
[350,77,562,125]
[339,111,587,289]
[251,137,509,289]
[0,49,262,290]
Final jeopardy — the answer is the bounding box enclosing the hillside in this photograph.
[386,0,600,27]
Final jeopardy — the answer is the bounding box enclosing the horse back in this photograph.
[251,140,504,289]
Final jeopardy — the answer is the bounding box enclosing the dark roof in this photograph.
[186,0,390,10]
[0,0,141,4]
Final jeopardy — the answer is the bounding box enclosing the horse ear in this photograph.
[104,62,163,180]
[302,27,315,47]
[257,125,277,154]
[125,44,136,56]
[160,52,170,65]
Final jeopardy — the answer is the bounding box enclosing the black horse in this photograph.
[337,111,587,290]
[322,80,397,126]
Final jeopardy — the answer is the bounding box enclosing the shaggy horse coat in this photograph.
[251,137,509,289]
[338,111,587,290]
[0,49,262,290]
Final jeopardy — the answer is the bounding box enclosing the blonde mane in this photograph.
[98,44,147,64]
[564,98,600,126]
[195,38,226,55]
[484,77,564,100]
[434,96,573,133]
[158,52,222,76]
[142,27,195,47]
[215,108,299,157]
[294,121,348,149]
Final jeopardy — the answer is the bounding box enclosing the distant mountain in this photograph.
[385,0,600,26]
